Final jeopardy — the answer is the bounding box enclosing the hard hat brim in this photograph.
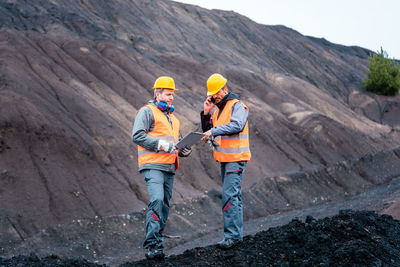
[153,87,179,91]
[207,85,225,96]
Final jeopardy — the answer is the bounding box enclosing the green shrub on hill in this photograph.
[363,48,400,96]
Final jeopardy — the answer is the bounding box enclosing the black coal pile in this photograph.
[2,210,400,267]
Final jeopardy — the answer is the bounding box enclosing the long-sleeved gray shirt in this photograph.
[132,100,178,173]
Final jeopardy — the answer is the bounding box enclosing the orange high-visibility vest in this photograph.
[137,104,180,169]
[212,99,251,162]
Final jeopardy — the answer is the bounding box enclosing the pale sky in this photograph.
[171,0,400,59]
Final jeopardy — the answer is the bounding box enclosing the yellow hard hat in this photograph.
[207,73,227,96]
[153,76,179,90]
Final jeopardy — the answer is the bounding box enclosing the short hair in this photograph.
[154,89,163,99]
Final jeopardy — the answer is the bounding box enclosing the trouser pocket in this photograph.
[225,161,246,174]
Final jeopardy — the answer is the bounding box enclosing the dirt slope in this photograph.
[1,0,400,263]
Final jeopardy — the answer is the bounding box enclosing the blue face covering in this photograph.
[157,101,174,113]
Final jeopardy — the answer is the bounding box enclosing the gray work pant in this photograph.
[220,161,247,240]
[140,169,174,249]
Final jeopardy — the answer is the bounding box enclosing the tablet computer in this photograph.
[175,132,204,149]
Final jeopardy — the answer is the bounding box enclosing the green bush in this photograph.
[363,48,400,96]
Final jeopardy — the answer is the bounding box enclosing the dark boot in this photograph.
[145,245,165,260]
[216,238,241,249]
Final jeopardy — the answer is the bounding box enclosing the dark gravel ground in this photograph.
[1,210,400,266]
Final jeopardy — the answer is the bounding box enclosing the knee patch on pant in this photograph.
[223,197,234,212]
[148,199,163,221]
[222,195,242,213]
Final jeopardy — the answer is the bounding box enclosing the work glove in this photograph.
[208,136,220,149]
[157,140,175,153]
[178,146,192,157]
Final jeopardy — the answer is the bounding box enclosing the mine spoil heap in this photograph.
[1,210,400,266]
[1,0,400,266]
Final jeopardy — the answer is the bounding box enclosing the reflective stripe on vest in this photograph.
[137,104,180,169]
[212,99,251,162]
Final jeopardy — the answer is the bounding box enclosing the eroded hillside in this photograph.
[1,0,400,263]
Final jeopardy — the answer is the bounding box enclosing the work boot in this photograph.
[145,245,165,260]
[216,238,241,249]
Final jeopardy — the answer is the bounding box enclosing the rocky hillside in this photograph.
[1,0,400,263]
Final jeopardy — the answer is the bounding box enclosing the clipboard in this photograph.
[175,132,204,149]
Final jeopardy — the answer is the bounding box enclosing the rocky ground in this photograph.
[1,210,400,266]
[1,0,400,266]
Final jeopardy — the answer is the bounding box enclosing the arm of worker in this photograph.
[131,107,160,152]
[200,96,216,132]
[211,102,248,136]
[200,111,213,132]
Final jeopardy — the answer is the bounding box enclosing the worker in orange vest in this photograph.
[201,73,251,249]
[132,76,191,260]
